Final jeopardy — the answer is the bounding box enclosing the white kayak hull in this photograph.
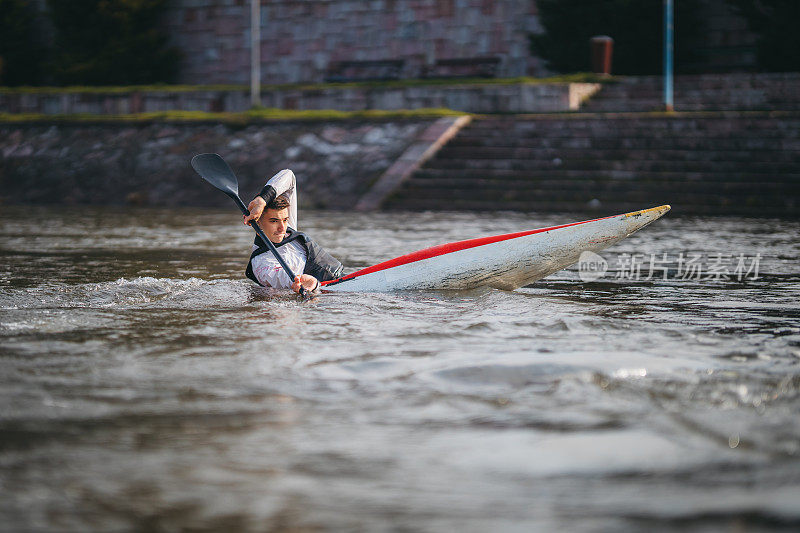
[322,205,671,292]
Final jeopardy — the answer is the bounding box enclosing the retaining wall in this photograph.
[0,82,600,115]
[0,119,436,208]
[583,73,800,112]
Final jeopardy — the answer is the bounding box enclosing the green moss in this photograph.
[4,109,791,125]
[0,73,611,95]
[0,107,467,124]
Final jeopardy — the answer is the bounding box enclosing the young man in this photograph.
[242,169,343,294]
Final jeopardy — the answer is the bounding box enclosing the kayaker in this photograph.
[242,169,343,294]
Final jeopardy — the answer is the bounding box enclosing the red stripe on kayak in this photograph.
[322,212,618,286]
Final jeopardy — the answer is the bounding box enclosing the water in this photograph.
[1,206,799,532]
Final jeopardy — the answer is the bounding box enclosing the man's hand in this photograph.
[243,197,267,225]
[292,274,319,294]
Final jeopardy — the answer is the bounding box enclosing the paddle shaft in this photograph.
[232,194,307,296]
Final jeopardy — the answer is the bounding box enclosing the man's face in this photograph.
[258,207,289,243]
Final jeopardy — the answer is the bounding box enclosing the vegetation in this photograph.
[2,109,791,127]
[0,73,613,95]
[531,0,704,75]
[725,0,800,72]
[46,0,180,85]
[0,0,47,85]
[0,108,468,124]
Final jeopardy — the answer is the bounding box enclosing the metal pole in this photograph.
[250,0,261,107]
[663,0,674,111]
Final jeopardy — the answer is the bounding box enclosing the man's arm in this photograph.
[243,169,297,226]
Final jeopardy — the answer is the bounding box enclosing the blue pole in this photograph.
[664,0,674,111]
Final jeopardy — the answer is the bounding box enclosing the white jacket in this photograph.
[250,169,304,288]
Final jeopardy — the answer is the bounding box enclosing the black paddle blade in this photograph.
[191,153,240,199]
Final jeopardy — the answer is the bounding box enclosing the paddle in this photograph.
[190,153,309,298]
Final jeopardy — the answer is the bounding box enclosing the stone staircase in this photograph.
[581,73,800,112]
[383,112,800,216]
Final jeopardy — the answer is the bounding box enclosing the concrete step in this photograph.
[388,187,794,211]
[383,198,792,217]
[428,149,797,164]
[384,109,799,216]
[401,176,800,194]
[579,74,800,112]
[424,159,800,174]
[465,134,800,145]
[585,102,800,112]
[413,169,800,184]
[448,132,800,143]
[458,122,800,136]
[454,118,800,133]
[457,120,800,137]
[436,144,799,160]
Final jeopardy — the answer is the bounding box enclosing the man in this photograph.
[242,169,343,294]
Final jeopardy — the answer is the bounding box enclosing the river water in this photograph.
[1,206,799,532]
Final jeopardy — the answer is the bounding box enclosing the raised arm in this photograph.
[243,169,298,228]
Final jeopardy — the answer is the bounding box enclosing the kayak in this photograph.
[321,205,671,292]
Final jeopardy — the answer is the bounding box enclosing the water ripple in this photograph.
[1,206,799,531]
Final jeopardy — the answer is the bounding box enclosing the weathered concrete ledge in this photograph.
[0,81,601,115]
[0,119,439,208]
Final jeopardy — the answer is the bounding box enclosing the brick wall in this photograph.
[163,0,543,85]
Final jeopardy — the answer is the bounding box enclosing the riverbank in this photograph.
[0,117,444,209]
[3,110,798,216]
[2,74,798,215]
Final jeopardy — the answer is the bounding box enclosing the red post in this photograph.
[590,36,614,76]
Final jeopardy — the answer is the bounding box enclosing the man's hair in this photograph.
[267,193,290,210]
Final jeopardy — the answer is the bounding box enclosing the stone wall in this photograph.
[3,110,798,216]
[163,0,543,85]
[159,0,758,85]
[7,71,800,117]
[581,73,800,112]
[12,0,763,91]
[0,82,600,115]
[0,119,435,208]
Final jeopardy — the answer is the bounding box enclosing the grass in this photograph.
[3,108,789,125]
[0,74,611,123]
[0,107,469,124]
[0,73,611,95]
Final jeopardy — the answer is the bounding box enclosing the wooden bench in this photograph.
[325,60,405,82]
[422,57,501,79]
